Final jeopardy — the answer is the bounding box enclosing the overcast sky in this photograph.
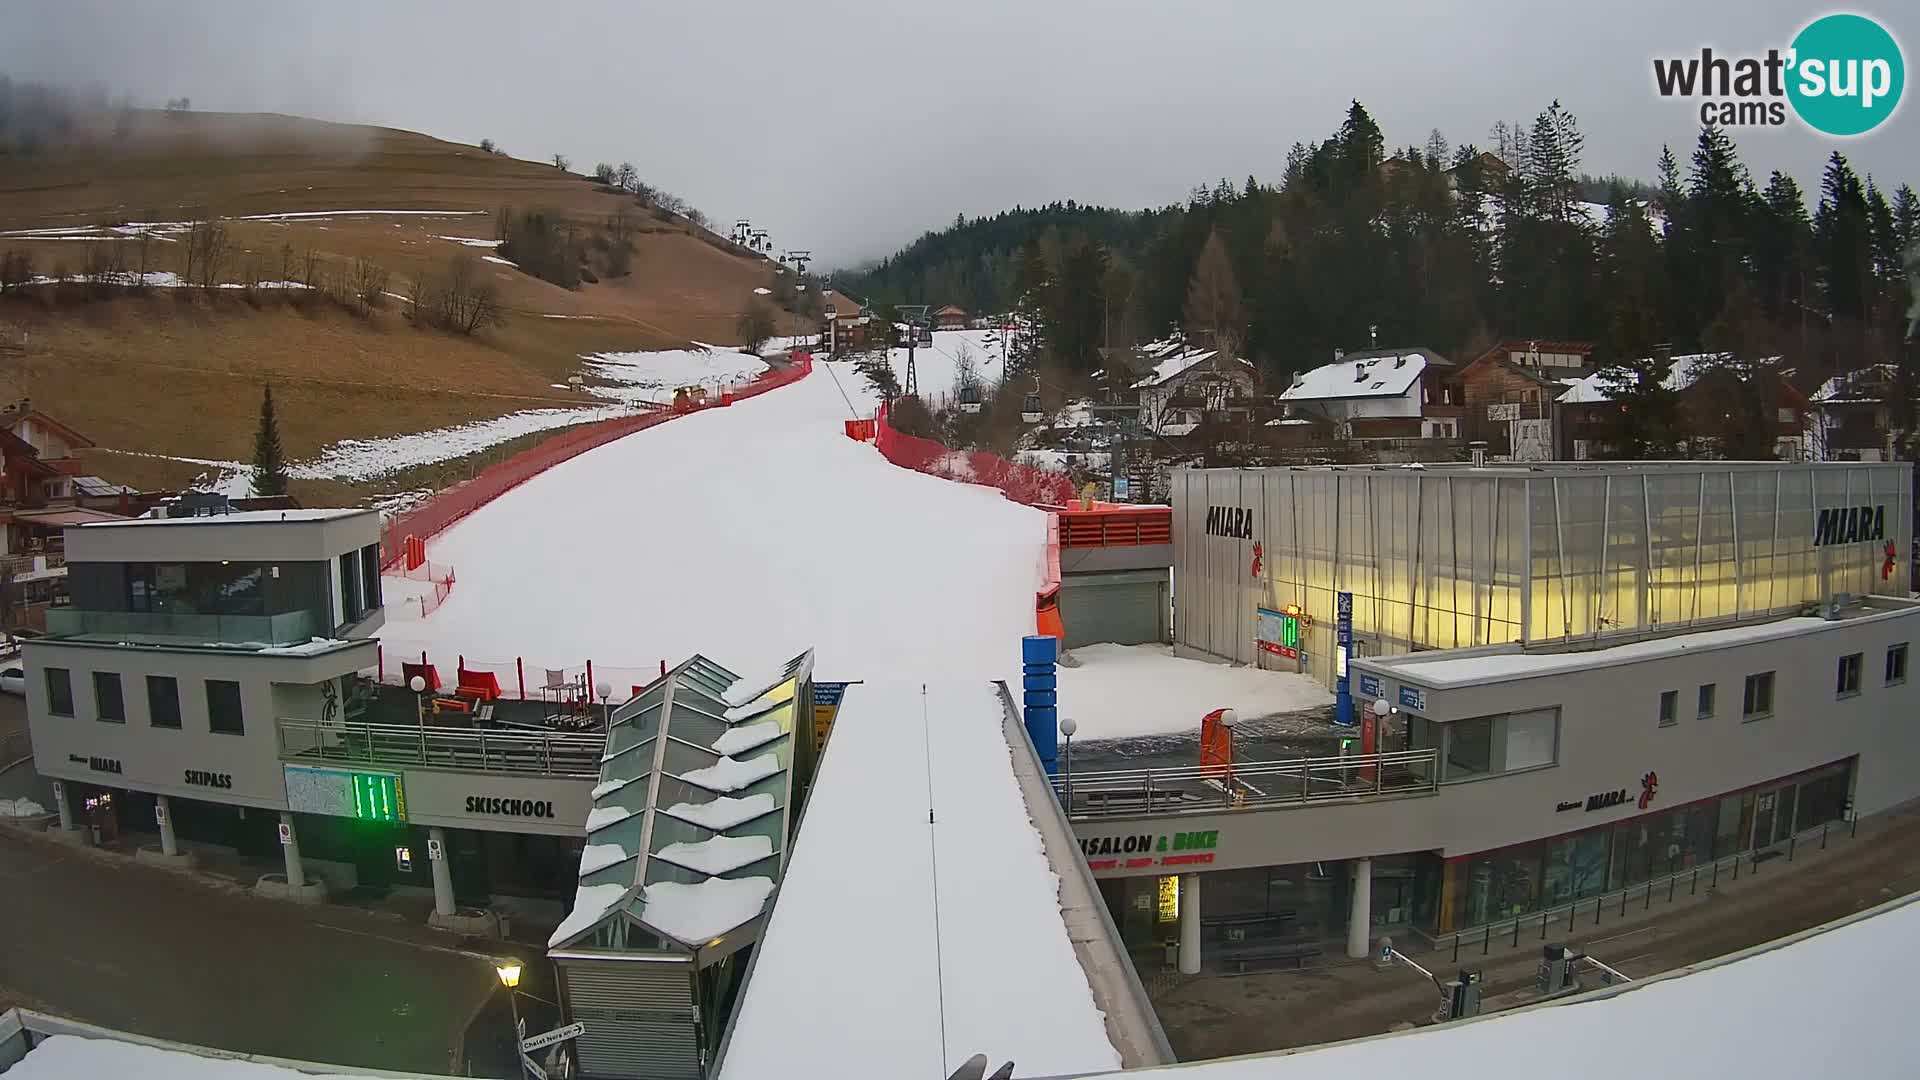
[5,1,1915,268]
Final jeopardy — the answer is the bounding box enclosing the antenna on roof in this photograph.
[1368,324,1378,349]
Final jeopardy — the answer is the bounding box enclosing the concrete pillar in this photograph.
[279,811,306,888]
[429,826,456,917]
[53,781,74,832]
[1347,857,1373,960]
[156,795,178,857]
[1177,873,1201,975]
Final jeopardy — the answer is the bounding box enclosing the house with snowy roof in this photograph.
[1123,337,1258,436]
[1277,346,1462,442]
[1557,351,1811,461]
[1809,364,1899,462]
[1454,340,1596,458]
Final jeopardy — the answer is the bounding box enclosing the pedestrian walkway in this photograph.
[1147,802,1920,1061]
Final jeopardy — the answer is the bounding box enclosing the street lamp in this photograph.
[1059,716,1078,812]
[409,675,427,724]
[595,682,613,732]
[495,959,526,1069]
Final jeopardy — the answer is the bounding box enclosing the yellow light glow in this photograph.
[1156,875,1180,924]
[494,962,523,988]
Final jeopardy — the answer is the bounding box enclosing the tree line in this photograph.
[841,100,1917,395]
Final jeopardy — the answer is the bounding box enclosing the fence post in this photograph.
[377,643,384,684]
[1645,883,1652,911]
[587,659,595,696]
[1668,873,1676,903]
[1452,935,1460,964]
[1789,835,1796,862]
[1512,918,1521,948]
[1541,912,1549,940]
[1619,889,1627,918]
[517,657,526,701]
[1691,868,1699,896]
[1822,822,1829,850]
[1568,904,1576,932]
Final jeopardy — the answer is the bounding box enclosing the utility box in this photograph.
[1446,968,1483,1020]
[1538,944,1584,996]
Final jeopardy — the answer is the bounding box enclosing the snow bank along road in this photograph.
[388,362,1049,685]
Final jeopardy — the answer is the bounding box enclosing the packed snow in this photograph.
[580,347,770,406]
[548,881,630,947]
[639,876,775,943]
[380,361,1048,685]
[656,833,774,874]
[590,777,637,800]
[1109,896,1920,1080]
[664,793,777,830]
[436,235,501,248]
[584,805,635,831]
[1056,644,1332,742]
[679,754,780,793]
[578,841,633,876]
[719,680,1119,1080]
[482,255,516,267]
[4,1034,409,1080]
[712,721,783,756]
[0,797,48,817]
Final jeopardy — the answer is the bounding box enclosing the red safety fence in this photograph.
[872,402,1076,507]
[372,642,675,705]
[381,354,813,568]
[386,559,457,618]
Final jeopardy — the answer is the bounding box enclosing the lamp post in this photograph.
[1059,716,1077,812]
[1219,707,1239,792]
[409,675,427,724]
[595,682,613,733]
[495,959,525,1074]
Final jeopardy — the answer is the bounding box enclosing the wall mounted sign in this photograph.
[284,764,407,823]
[1358,673,1382,699]
[1814,504,1885,547]
[1256,606,1308,659]
[1204,506,1254,539]
[1079,829,1220,872]
[1398,685,1427,712]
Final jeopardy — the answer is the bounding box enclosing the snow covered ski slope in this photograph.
[383,362,1049,686]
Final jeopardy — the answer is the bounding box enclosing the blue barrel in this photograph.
[1021,636,1060,775]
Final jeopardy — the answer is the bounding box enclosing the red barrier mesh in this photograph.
[872,402,1076,507]
[381,355,812,567]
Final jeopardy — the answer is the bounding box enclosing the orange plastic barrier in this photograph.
[871,402,1075,507]
[1053,506,1173,548]
[1199,707,1234,779]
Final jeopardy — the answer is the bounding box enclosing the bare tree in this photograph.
[349,257,390,313]
[593,162,616,186]
[552,153,570,172]
[1183,227,1243,359]
[479,137,498,154]
[616,162,638,192]
[737,301,776,354]
[409,254,503,335]
[278,242,297,287]
[300,246,320,289]
[182,219,230,290]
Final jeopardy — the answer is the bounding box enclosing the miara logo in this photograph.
[1653,13,1905,135]
[1814,504,1886,547]
[1205,506,1254,539]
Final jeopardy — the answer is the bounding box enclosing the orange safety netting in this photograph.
[380,356,813,568]
[872,401,1076,507]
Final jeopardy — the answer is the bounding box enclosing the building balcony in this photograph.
[44,607,323,647]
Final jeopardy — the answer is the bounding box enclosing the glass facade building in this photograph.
[1173,462,1914,686]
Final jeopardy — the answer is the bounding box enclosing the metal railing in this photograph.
[276,718,605,778]
[46,607,321,646]
[1425,813,1861,958]
[1053,748,1439,818]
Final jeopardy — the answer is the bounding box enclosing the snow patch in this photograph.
[663,793,777,830]
[712,721,784,756]
[680,754,779,793]
[1056,644,1332,742]
[640,876,774,944]
[656,834,774,875]
[579,841,633,876]
[548,881,631,947]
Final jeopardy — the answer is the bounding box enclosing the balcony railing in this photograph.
[46,608,320,646]
[276,717,606,778]
[1054,747,1439,818]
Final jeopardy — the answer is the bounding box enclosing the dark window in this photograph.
[1697,683,1716,719]
[1658,690,1678,727]
[1837,653,1863,698]
[1445,716,1494,779]
[147,675,181,729]
[1743,672,1775,720]
[207,679,244,735]
[360,545,382,613]
[340,551,364,623]
[1887,644,1909,686]
[45,667,73,717]
[93,671,125,723]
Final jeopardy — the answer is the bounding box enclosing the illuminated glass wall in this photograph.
[1173,463,1913,684]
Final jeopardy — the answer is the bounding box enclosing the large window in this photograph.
[1503,709,1558,770]
[93,672,125,723]
[339,551,364,623]
[147,675,181,729]
[1443,709,1557,780]
[44,667,73,716]
[1837,653,1863,698]
[127,562,266,617]
[1446,716,1494,778]
[360,544,382,614]
[1887,644,1909,686]
[1743,672,1775,720]
[207,679,244,735]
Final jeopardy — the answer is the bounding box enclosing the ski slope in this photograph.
[382,362,1049,686]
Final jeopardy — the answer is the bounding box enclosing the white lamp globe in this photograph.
[1219,708,1240,729]
[408,675,426,693]
[1059,716,1078,737]
[1373,698,1391,717]
[595,681,613,701]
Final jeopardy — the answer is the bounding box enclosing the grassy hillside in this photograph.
[0,109,791,497]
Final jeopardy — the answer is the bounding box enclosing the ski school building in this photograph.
[1061,460,1920,956]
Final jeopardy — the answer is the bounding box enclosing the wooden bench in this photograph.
[1204,911,1296,942]
[1221,942,1323,974]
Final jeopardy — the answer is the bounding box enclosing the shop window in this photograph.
[45,667,73,717]
[93,672,125,723]
[1658,690,1678,727]
[1886,644,1908,686]
[1836,653,1863,698]
[1697,683,1715,719]
[207,679,244,735]
[147,675,181,729]
[1742,671,1774,720]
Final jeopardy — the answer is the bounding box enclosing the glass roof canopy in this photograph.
[546,649,813,968]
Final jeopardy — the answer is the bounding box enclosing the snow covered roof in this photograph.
[89,507,372,527]
[1555,352,1782,405]
[548,650,809,961]
[1812,364,1898,404]
[717,681,1123,1079]
[1130,345,1219,388]
[1281,352,1427,402]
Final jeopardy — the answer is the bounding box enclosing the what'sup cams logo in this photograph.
[1653,13,1904,135]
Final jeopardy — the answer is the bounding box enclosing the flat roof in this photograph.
[1181,460,1910,479]
[1369,603,1919,689]
[78,508,372,527]
[717,680,1120,1079]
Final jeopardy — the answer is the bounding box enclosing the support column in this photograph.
[156,795,178,856]
[1347,857,1373,959]
[429,826,456,917]
[53,781,74,832]
[1178,873,1201,975]
[279,811,306,888]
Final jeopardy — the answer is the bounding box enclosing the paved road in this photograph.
[0,827,500,1075]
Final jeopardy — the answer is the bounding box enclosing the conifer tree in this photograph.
[251,385,289,497]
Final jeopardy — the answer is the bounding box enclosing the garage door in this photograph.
[1062,575,1167,648]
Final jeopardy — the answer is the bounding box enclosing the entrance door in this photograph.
[449,829,491,907]
[1752,790,1778,849]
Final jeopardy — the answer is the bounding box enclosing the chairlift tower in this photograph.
[895,304,931,397]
